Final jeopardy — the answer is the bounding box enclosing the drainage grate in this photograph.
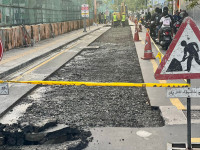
[183,110,200,119]
[171,143,186,150]
[172,143,186,148]
[168,143,200,150]
[192,144,200,148]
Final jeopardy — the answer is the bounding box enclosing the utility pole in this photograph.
[94,0,97,23]
[146,0,148,8]
[83,0,87,32]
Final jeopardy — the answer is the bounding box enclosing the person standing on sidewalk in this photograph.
[98,13,101,24]
[113,13,118,28]
[121,13,126,27]
[101,13,104,24]
[104,13,107,24]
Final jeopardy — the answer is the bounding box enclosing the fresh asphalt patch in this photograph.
[18,26,164,128]
[1,26,164,149]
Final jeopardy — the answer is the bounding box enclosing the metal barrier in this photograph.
[0,0,94,27]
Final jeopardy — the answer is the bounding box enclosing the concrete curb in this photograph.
[159,106,187,125]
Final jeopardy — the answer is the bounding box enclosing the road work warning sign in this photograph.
[155,17,200,80]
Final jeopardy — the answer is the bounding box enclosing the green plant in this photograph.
[185,0,200,9]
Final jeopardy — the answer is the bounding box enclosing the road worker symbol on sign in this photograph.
[180,41,200,72]
[155,17,200,80]
[167,41,200,72]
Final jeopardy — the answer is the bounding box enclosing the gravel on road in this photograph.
[17,26,164,128]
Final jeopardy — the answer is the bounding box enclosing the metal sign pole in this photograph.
[81,3,88,32]
[83,17,87,32]
[187,79,192,149]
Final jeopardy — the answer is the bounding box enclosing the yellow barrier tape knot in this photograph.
[156,52,162,63]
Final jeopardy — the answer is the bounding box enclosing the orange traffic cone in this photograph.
[134,18,138,24]
[134,25,140,41]
[141,31,155,60]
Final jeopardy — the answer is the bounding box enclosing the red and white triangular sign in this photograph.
[155,17,200,80]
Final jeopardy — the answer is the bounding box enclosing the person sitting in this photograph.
[150,7,160,37]
[173,10,182,33]
[173,10,181,22]
[179,10,188,20]
[158,7,174,42]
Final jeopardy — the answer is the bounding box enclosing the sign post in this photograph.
[0,39,7,95]
[81,4,89,32]
[187,79,191,149]
[83,17,87,32]
[0,42,8,95]
[0,39,3,61]
[155,17,200,150]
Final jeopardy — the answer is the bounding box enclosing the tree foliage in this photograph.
[111,0,146,12]
[185,0,200,9]
[101,0,146,12]
[103,0,113,10]
[86,0,93,8]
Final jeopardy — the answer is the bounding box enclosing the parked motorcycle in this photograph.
[150,21,156,40]
[150,21,160,42]
[159,27,172,50]
[144,20,151,28]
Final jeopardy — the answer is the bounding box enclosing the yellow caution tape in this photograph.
[0,80,190,87]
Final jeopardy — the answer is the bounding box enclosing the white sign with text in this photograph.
[167,87,200,98]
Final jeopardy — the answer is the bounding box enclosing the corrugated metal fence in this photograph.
[0,0,94,27]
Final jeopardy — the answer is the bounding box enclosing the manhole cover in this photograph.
[183,110,200,119]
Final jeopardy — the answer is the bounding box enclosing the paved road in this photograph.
[0,21,200,149]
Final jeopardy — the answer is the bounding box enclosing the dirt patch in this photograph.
[0,121,91,150]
